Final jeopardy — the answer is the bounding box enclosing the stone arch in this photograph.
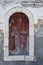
[4,7,34,61]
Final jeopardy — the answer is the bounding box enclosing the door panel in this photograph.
[9,12,29,55]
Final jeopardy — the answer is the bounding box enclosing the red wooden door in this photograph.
[9,12,29,55]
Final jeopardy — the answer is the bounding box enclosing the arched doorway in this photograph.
[4,7,34,61]
[9,12,29,55]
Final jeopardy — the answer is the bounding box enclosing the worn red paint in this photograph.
[9,12,29,53]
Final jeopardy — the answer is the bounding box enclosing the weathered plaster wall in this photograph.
[0,0,43,65]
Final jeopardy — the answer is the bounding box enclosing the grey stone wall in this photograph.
[0,24,43,65]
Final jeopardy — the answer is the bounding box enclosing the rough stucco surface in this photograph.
[0,0,43,64]
[0,25,43,65]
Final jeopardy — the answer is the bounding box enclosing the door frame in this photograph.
[4,7,35,61]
